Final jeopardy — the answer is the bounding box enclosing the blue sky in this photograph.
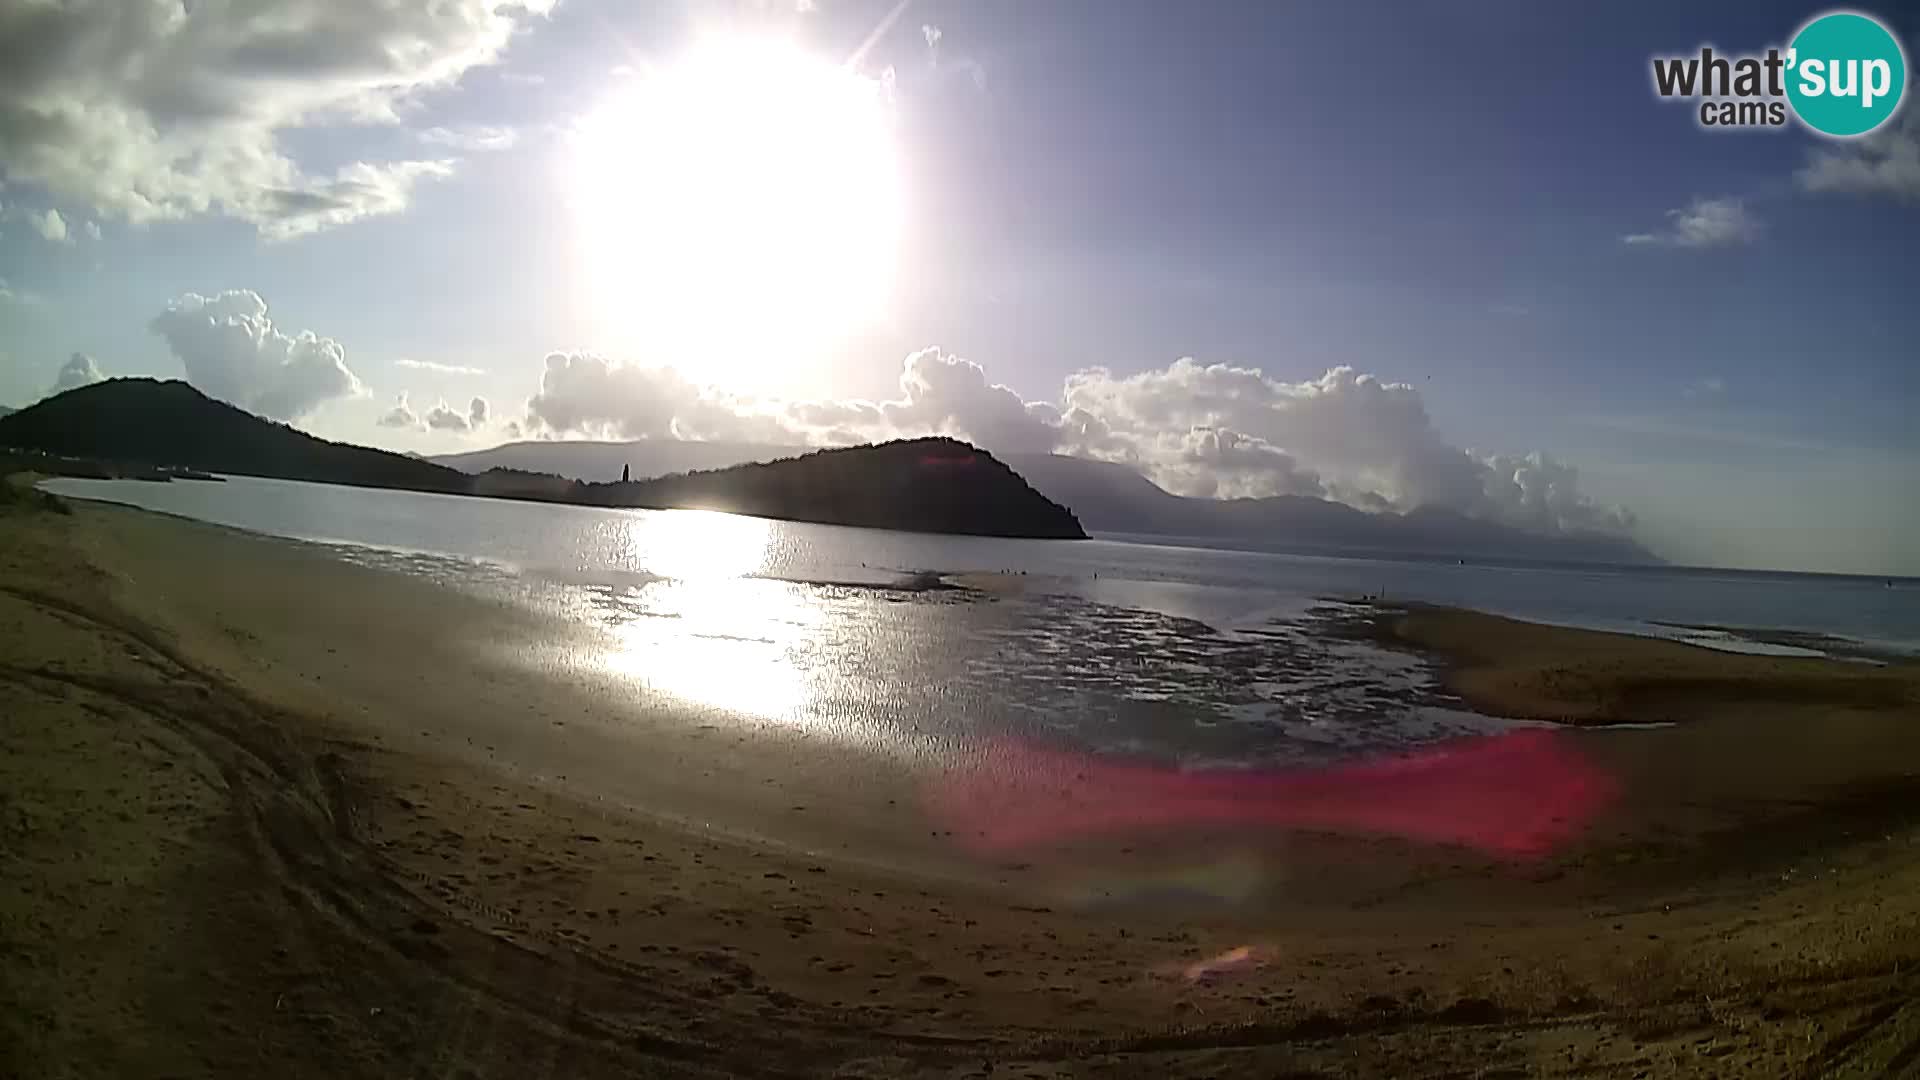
[1,0,1915,574]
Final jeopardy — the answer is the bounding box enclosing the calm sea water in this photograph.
[41,475,1920,768]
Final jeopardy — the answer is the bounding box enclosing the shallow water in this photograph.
[42,474,1920,766]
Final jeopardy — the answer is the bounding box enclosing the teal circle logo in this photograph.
[1786,11,1907,137]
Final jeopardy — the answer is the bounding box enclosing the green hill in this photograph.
[0,380,1085,539]
[0,379,469,492]
[580,438,1086,539]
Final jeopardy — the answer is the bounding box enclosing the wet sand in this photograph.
[6,487,1920,1077]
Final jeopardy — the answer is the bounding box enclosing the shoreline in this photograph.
[7,492,1920,1076]
[44,474,1920,667]
[1370,602,1917,726]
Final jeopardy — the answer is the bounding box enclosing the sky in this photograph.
[0,0,1915,575]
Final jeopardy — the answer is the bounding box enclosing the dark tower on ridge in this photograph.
[621,463,630,483]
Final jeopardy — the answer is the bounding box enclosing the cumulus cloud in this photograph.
[1798,108,1920,200]
[880,348,1063,453]
[49,351,102,395]
[150,290,363,421]
[1057,361,1488,507]
[0,0,551,236]
[518,348,1633,535]
[14,206,69,244]
[396,358,485,375]
[422,395,490,432]
[1623,197,1760,248]
[425,401,470,431]
[81,219,101,241]
[1149,427,1326,500]
[1479,453,1634,535]
[378,393,423,430]
[528,353,700,438]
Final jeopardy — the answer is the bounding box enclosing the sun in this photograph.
[568,38,903,385]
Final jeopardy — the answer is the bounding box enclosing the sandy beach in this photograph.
[5,486,1920,1078]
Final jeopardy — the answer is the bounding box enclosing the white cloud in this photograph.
[1150,426,1326,500]
[425,400,471,431]
[49,351,102,395]
[519,348,1633,535]
[922,24,943,49]
[16,207,69,244]
[1798,108,1920,200]
[81,219,101,241]
[417,125,519,152]
[1057,361,1492,512]
[422,396,489,432]
[150,290,364,421]
[878,348,1063,453]
[254,160,455,240]
[527,353,697,438]
[526,352,801,444]
[1478,452,1633,535]
[1623,197,1760,248]
[378,393,422,430]
[396,358,486,375]
[0,0,552,236]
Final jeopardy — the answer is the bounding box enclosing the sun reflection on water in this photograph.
[628,509,776,581]
[598,511,818,723]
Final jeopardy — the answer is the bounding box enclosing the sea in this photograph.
[41,474,1920,771]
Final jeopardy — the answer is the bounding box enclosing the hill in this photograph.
[434,439,1658,564]
[577,439,1086,539]
[0,379,469,492]
[0,381,1084,539]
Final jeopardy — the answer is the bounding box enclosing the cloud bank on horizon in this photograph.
[517,347,1634,536]
[128,286,1631,538]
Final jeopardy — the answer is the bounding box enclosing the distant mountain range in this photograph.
[0,380,1083,540]
[436,438,1661,565]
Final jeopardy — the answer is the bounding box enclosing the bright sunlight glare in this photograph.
[569,39,904,383]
